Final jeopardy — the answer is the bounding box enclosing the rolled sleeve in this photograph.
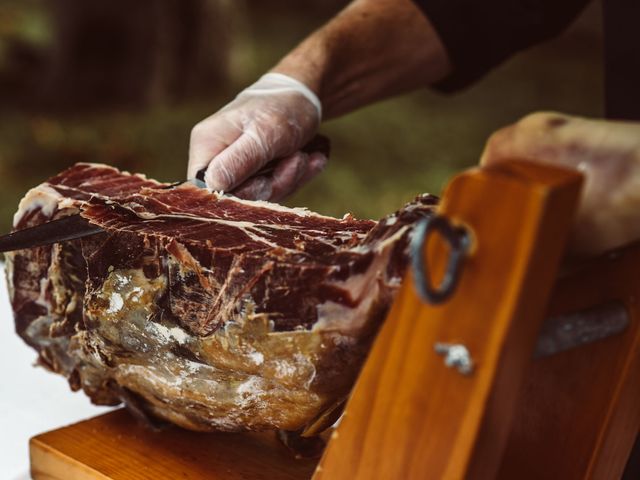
[413,0,592,92]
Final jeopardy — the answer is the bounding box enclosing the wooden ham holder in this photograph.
[30,161,640,479]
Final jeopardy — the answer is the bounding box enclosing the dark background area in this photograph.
[0,0,602,232]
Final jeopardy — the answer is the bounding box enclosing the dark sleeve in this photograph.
[413,0,593,92]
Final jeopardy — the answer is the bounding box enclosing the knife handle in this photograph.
[195,134,331,183]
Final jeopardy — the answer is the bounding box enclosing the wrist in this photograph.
[238,72,322,122]
[271,32,333,106]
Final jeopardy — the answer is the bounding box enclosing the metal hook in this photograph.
[410,215,471,304]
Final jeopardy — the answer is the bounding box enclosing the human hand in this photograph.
[188,73,327,201]
[481,112,640,255]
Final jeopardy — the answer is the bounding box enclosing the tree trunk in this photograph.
[40,0,232,110]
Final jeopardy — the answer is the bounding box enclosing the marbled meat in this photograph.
[6,163,437,432]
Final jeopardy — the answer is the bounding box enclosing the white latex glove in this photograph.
[188,73,327,201]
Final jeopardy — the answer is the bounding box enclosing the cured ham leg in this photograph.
[6,163,436,432]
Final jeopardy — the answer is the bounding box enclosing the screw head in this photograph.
[434,342,474,375]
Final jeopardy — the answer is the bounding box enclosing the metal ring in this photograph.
[410,215,471,304]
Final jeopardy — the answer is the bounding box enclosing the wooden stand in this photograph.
[30,409,318,480]
[30,161,640,479]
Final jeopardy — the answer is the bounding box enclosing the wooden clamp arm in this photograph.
[315,160,583,480]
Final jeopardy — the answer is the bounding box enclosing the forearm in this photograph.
[272,0,451,119]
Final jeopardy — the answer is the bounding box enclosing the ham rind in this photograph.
[6,163,437,432]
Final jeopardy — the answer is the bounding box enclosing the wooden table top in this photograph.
[30,409,318,480]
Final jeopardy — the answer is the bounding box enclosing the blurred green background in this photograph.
[0,0,602,232]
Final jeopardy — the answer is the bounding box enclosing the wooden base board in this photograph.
[30,409,318,480]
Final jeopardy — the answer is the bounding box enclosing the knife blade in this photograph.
[0,215,102,252]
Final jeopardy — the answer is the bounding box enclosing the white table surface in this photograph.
[0,265,113,480]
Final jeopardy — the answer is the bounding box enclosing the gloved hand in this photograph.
[481,112,640,255]
[188,73,327,201]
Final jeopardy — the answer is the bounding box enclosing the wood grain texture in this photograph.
[315,161,583,480]
[497,243,640,480]
[30,409,317,480]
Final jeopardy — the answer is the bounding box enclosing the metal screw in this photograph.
[434,342,474,375]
